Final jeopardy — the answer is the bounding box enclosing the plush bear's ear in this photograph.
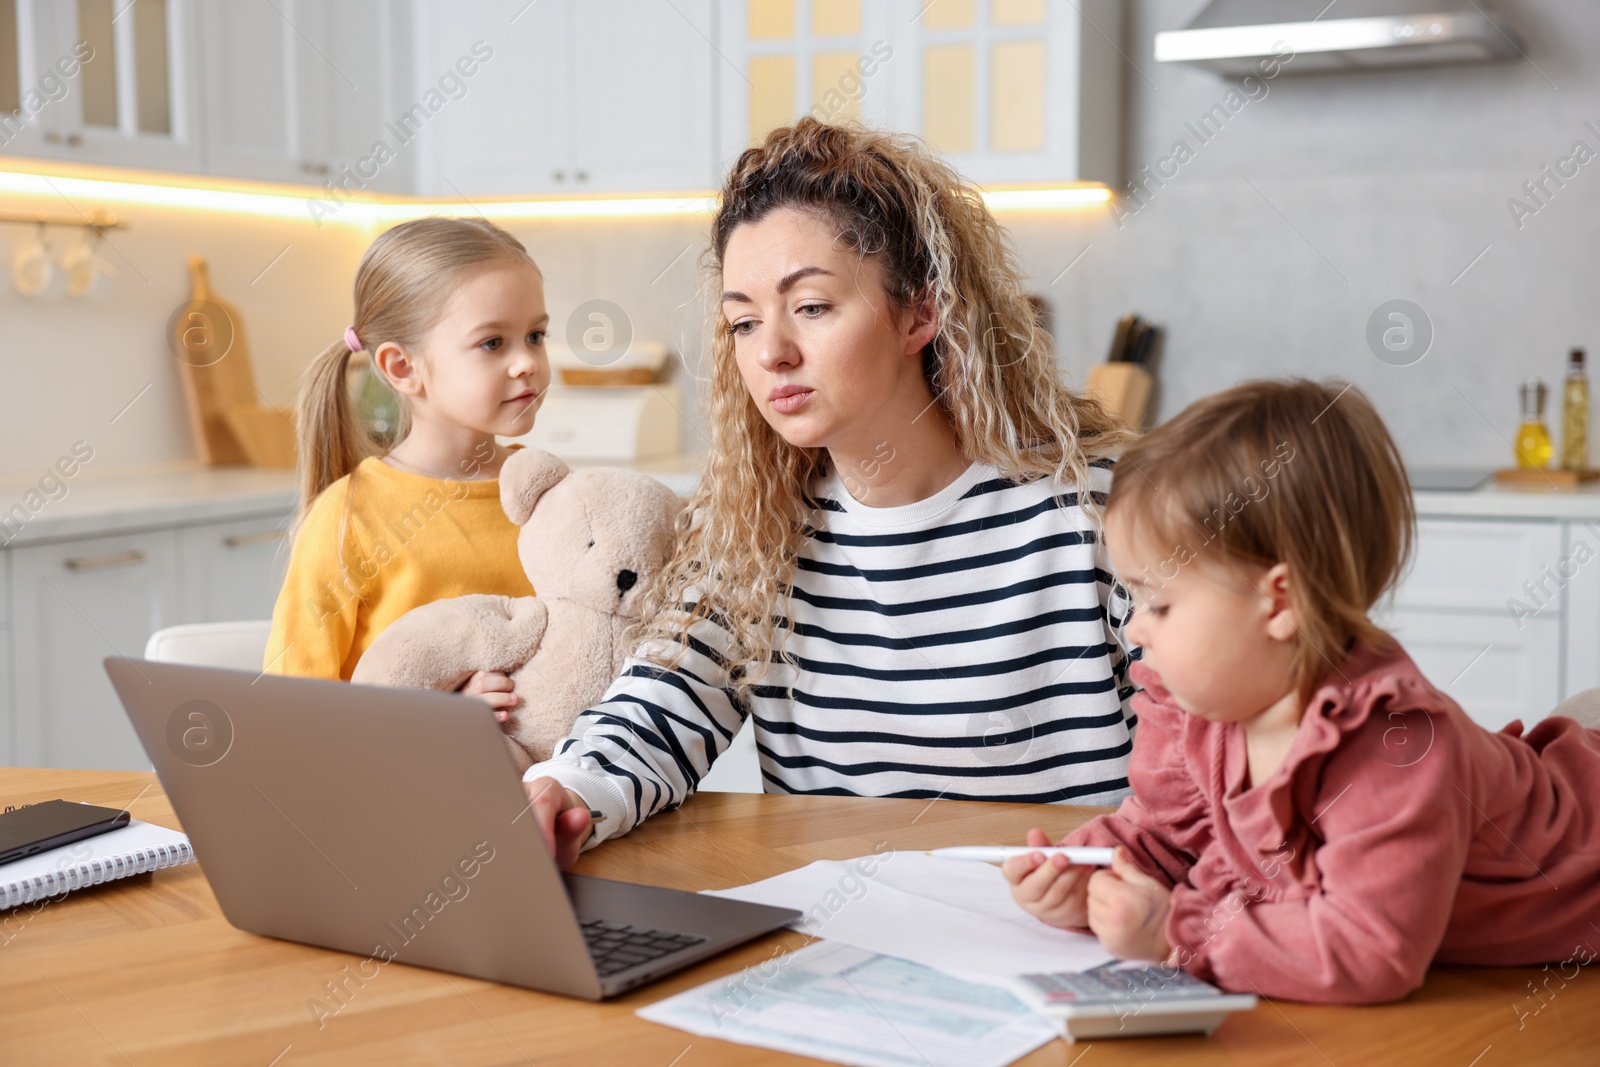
[500,448,570,525]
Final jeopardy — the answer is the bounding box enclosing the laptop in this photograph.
[105,658,798,1000]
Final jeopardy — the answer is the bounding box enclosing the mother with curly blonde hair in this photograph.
[524,119,1139,865]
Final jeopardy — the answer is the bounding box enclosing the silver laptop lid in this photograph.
[105,658,604,1000]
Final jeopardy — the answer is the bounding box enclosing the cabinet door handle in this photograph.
[64,549,146,572]
[223,530,287,548]
[574,169,589,181]
[65,133,82,147]
[552,169,565,181]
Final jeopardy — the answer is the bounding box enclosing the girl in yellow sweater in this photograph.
[264,217,547,719]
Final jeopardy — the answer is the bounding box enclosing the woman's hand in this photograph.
[1087,849,1174,963]
[460,670,518,725]
[520,776,594,869]
[1002,828,1095,929]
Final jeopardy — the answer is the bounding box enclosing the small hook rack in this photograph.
[0,210,128,234]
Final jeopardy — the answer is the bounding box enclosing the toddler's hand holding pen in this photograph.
[1002,827,1096,930]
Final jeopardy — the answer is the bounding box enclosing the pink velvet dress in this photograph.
[1066,647,1600,1004]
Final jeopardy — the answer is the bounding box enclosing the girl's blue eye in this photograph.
[527,330,546,345]
[799,303,828,318]
[728,319,755,336]
[480,337,502,352]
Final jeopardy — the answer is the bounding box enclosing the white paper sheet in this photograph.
[638,941,1059,1067]
[704,851,1113,983]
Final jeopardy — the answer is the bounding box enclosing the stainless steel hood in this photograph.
[1154,0,1523,75]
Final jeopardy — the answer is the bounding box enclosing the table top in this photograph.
[3,769,1592,1066]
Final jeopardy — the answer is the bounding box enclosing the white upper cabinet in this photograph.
[410,0,569,197]
[3,0,203,171]
[411,0,715,197]
[201,0,413,191]
[717,0,1123,187]
[566,0,716,193]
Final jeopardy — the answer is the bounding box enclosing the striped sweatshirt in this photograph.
[523,458,1139,846]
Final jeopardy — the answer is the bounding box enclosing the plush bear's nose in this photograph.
[616,569,638,594]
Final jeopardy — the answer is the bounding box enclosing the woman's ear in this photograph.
[902,291,940,358]
[1259,562,1298,642]
[373,341,423,399]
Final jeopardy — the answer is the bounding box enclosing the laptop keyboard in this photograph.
[581,919,706,976]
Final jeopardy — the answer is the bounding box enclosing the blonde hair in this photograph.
[1106,378,1416,701]
[294,216,538,524]
[633,118,1132,692]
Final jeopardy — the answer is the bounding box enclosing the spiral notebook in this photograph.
[1,818,195,910]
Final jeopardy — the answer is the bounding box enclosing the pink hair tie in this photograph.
[343,325,363,352]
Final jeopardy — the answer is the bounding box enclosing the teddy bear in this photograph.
[351,447,682,775]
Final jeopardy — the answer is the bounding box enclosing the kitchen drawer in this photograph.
[1390,519,1564,615]
[1379,607,1561,731]
[178,514,292,624]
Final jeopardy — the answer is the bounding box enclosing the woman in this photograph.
[524,119,1138,865]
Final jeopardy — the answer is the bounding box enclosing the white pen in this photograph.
[927,846,1116,866]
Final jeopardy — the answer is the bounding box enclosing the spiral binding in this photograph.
[3,839,195,910]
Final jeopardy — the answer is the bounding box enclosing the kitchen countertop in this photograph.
[1414,483,1600,522]
[0,455,709,548]
[10,456,1596,549]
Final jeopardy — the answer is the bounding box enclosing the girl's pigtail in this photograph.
[293,336,374,526]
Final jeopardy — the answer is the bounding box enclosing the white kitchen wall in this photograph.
[0,192,367,479]
[1027,0,1600,468]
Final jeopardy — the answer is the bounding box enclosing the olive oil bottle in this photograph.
[1561,347,1589,471]
[1516,378,1553,470]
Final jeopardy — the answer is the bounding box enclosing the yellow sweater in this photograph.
[264,457,533,680]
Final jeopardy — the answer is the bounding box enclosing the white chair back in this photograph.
[143,621,273,672]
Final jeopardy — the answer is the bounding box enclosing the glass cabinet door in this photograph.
[0,0,69,159]
[44,0,201,171]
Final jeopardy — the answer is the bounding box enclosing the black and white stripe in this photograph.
[527,459,1139,843]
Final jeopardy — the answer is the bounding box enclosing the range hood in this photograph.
[1154,0,1523,75]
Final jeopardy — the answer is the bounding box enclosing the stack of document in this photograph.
[637,852,1113,1066]
[639,940,1057,1067]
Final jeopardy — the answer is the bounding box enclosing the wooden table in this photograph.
[2,769,1592,1066]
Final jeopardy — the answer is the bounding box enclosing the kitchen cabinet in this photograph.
[716,0,1122,186]
[14,0,204,172]
[411,0,716,197]
[6,513,290,772]
[11,528,182,771]
[200,0,413,191]
[177,515,290,624]
[1379,514,1583,730]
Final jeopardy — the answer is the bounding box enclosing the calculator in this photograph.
[1008,963,1258,1042]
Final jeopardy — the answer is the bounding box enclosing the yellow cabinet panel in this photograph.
[749,54,797,143]
[749,0,797,40]
[990,39,1045,152]
[922,44,975,153]
[811,0,861,37]
[923,0,976,30]
[812,51,863,123]
[992,0,1046,26]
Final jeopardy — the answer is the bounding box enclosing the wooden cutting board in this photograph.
[172,255,256,465]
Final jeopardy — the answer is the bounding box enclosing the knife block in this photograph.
[1085,362,1152,430]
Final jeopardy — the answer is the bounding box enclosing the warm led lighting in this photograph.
[0,168,337,221]
[0,164,1111,223]
[980,186,1113,211]
[366,195,718,223]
